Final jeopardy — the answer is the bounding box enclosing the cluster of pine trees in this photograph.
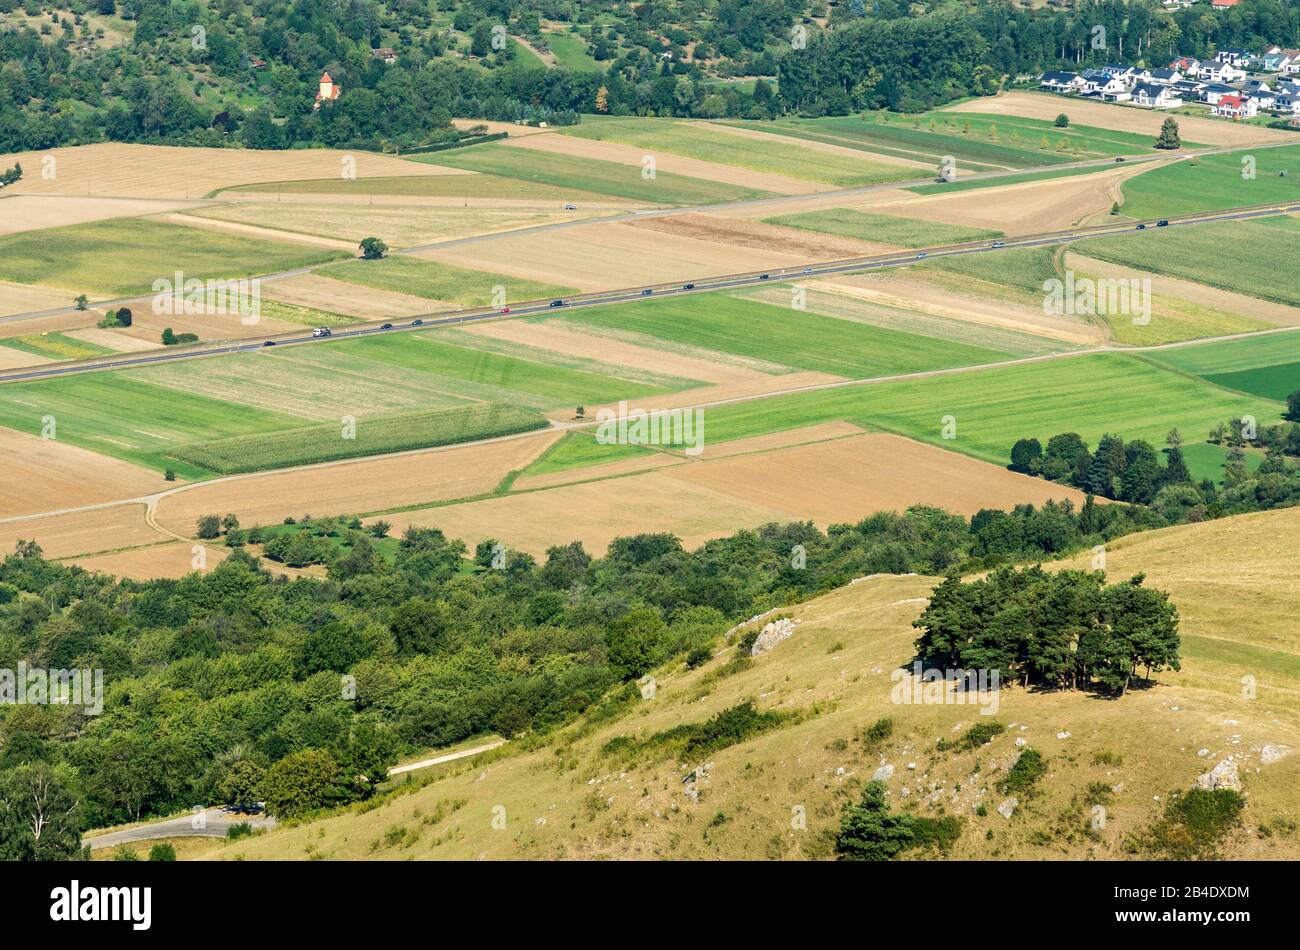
[913,566,1180,695]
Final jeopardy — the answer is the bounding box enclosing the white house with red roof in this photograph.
[1212,94,1258,118]
[314,71,341,109]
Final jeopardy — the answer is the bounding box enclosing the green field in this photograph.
[731,111,1183,172]
[543,30,601,70]
[520,430,655,477]
[0,219,350,296]
[1143,332,1300,400]
[1,333,113,361]
[323,256,574,307]
[224,173,616,204]
[564,116,917,187]
[764,209,1002,247]
[548,293,1015,380]
[688,353,1282,467]
[1118,145,1300,219]
[1074,217,1300,308]
[170,403,548,475]
[0,374,300,478]
[919,245,1061,299]
[419,144,770,205]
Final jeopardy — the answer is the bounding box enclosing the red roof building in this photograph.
[314,72,341,109]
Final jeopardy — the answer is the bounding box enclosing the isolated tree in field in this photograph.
[115,306,132,327]
[358,236,387,259]
[196,514,221,539]
[1054,113,1069,128]
[221,513,240,534]
[0,162,21,189]
[161,327,177,346]
[1110,201,1120,215]
[1155,117,1181,150]
[74,295,88,311]
[1286,389,1300,422]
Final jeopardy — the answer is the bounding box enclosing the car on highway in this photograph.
[1115,157,1126,163]
[802,267,813,275]
[411,319,423,326]
[262,340,277,347]
[311,327,331,338]
[641,289,653,296]
[1156,219,1169,227]
[563,203,577,210]
[759,273,770,280]
[1136,223,1147,230]
[990,241,1005,249]
[682,282,695,290]
[500,307,511,313]
[380,323,393,330]
[916,252,928,259]
[549,299,565,308]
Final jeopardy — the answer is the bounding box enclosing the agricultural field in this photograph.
[1144,332,1300,401]
[563,116,919,187]
[419,143,771,205]
[545,293,1015,380]
[763,209,1003,247]
[206,507,1300,861]
[728,109,1175,173]
[906,163,1121,195]
[186,201,596,249]
[684,353,1282,479]
[0,332,113,362]
[1073,217,1300,309]
[1117,145,1300,219]
[222,173,626,206]
[322,256,575,306]
[0,217,349,297]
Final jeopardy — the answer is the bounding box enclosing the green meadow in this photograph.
[0,218,349,296]
[1144,332,1300,401]
[323,256,574,307]
[543,30,602,70]
[690,353,1282,466]
[1118,144,1300,219]
[1074,217,1300,308]
[548,293,1014,380]
[564,116,916,187]
[1,333,113,361]
[419,143,769,205]
[764,209,1002,247]
[519,430,655,478]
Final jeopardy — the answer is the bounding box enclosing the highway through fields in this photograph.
[3,196,1298,385]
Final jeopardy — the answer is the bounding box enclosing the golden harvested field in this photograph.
[420,220,829,291]
[262,272,438,318]
[663,431,1088,520]
[944,92,1299,146]
[0,279,75,318]
[462,319,764,385]
[158,212,357,250]
[805,273,1106,346]
[186,201,597,249]
[0,347,50,370]
[209,507,1300,860]
[152,430,561,536]
[625,212,892,258]
[0,429,166,517]
[65,541,224,581]
[502,133,828,195]
[62,327,162,353]
[0,195,198,234]
[1,143,458,199]
[452,118,553,137]
[0,504,163,559]
[383,430,1088,556]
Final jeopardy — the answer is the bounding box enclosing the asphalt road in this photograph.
[2,197,1295,385]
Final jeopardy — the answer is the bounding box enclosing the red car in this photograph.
[500,307,511,314]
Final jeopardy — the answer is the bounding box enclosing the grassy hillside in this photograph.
[204,507,1300,861]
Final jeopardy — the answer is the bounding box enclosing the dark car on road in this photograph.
[380,323,393,330]
[1136,223,1147,230]
[759,273,770,280]
[1157,220,1169,227]
[262,340,277,347]
[549,299,565,307]
[683,283,695,290]
[411,318,423,326]
[641,289,653,296]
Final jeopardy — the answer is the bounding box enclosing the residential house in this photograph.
[1199,82,1240,105]
[1215,47,1254,67]
[1171,56,1200,74]
[1198,60,1246,83]
[1211,0,1241,8]
[1039,70,1085,93]
[1212,94,1258,118]
[1148,67,1182,84]
[371,47,396,64]
[1170,79,1205,101]
[1131,81,1183,108]
[1280,50,1300,75]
